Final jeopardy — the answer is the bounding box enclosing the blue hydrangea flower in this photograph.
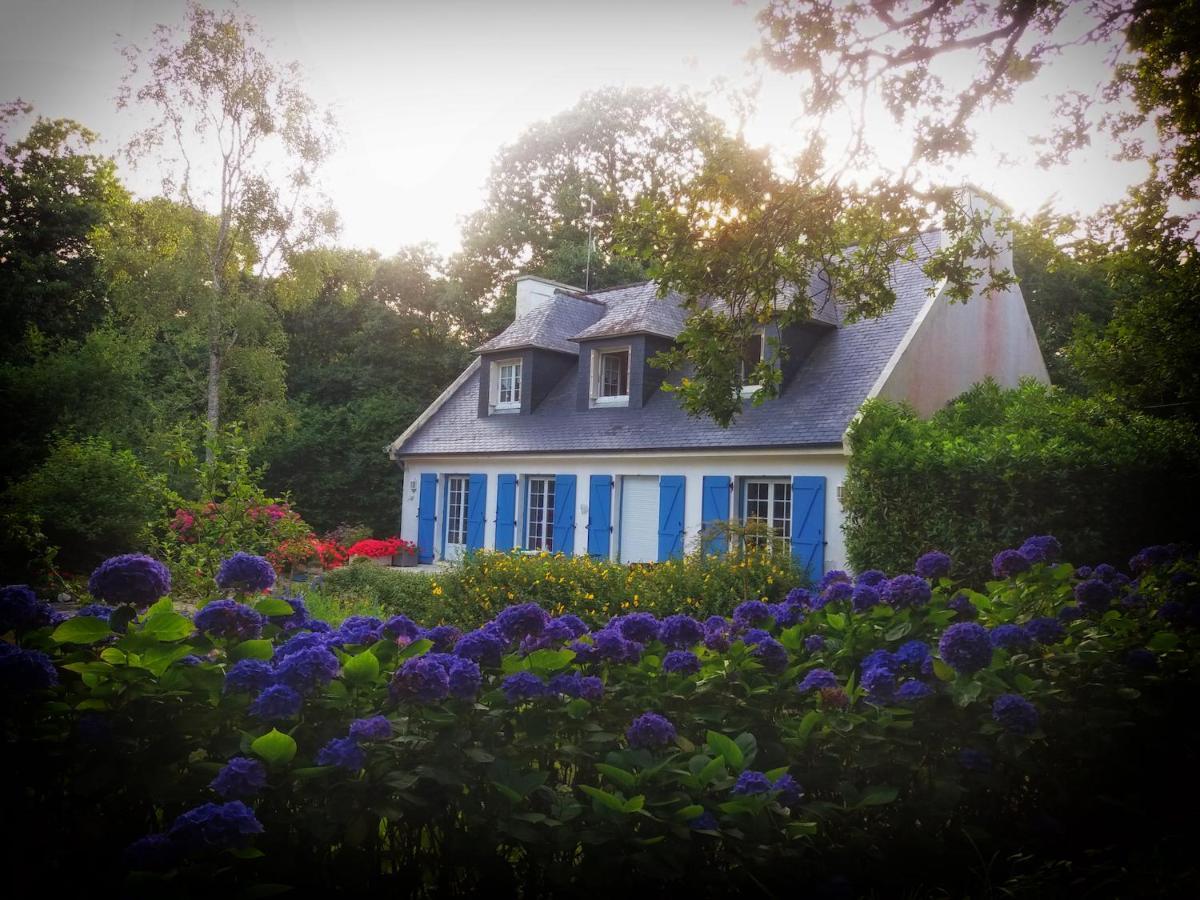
[391,655,450,703]
[76,603,114,620]
[732,600,771,630]
[224,658,274,695]
[1130,544,1177,574]
[1058,604,1085,622]
[248,684,302,721]
[819,582,854,607]
[1025,617,1066,645]
[215,552,276,594]
[992,549,1031,579]
[773,773,803,805]
[88,554,171,608]
[770,601,806,628]
[797,668,839,693]
[785,586,812,605]
[860,648,895,673]
[349,716,392,742]
[689,811,719,831]
[167,800,263,852]
[548,671,605,701]
[501,671,548,703]
[1019,535,1062,565]
[855,569,887,587]
[265,595,315,633]
[124,833,180,870]
[1074,579,1115,613]
[851,585,881,612]
[894,640,931,670]
[0,584,41,633]
[1075,566,1094,579]
[804,634,826,652]
[316,736,366,771]
[612,612,660,644]
[938,623,993,674]
[703,616,732,652]
[420,624,462,653]
[662,650,701,675]
[914,551,952,580]
[446,656,482,700]
[659,614,705,649]
[947,593,979,620]
[881,574,932,609]
[861,665,896,703]
[194,600,264,642]
[895,680,933,703]
[383,614,421,642]
[495,603,548,642]
[337,615,384,646]
[0,644,58,691]
[210,757,267,799]
[276,631,333,659]
[625,711,676,749]
[958,748,992,772]
[454,628,505,667]
[818,570,852,591]
[990,624,1031,651]
[592,628,642,664]
[992,693,1039,735]
[753,637,789,674]
[274,646,340,694]
[731,770,772,795]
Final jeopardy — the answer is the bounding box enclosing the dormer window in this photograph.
[740,332,764,396]
[491,358,522,412]
[591,348,630,407]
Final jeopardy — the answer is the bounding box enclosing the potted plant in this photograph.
[346,537,405,567]
[395,539,418,567]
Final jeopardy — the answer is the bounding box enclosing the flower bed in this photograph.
[2,539,1198,895]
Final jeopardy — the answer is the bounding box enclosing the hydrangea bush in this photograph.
[1,541,1198,896]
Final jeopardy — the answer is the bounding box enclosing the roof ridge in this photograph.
[582,279,655,296]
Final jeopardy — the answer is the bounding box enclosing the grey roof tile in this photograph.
[570,283,690,341]
[473,290,606,356]
[397,233,942,456]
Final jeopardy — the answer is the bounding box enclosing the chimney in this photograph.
[955,185,1014,278]
[514,275,582,319]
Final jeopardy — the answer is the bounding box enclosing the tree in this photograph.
[119,1,337,458]
[451,87,732,314]
[0,102,128,357]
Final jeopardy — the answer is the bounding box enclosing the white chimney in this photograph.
[956,186,1014,277]
[514,275,582,319]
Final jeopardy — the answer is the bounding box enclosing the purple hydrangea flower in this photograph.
[732,600,771,631]
[446,656,482,700]
[771,601,806,628]
[860,648,895,672]
[215,552,276,594]
[856,569,887,587]
[349,716,392,742]
[938,623,993,674]
[391,655,450,703]
[804,634,826,652]
[194,600,264,642]
[337,616,384,646]
[785,586,812,605]
[1074,579,1115,613]
[1130,544,1176,574]
[0,584,41,633]
[274,631,332,659]
[420,624,462,653]
[819,582,854,607]
[852,585,881,612]
[274,646,340,694]
[548,671,604,701]
[495,603,548,642]
[88,554,171,608]
[992,693,1039,735]
[914,551,952,580]
[76,603,114,620]
[947,593,979,620]
[689,811,719,831]
[592,628,642,664]
[168,800,263,852]
[1019,535,1062,565]
[248,684,302,721]
[992,549,1031,579]
[625,711,676,750]
[454,628,505,667]
[1025,617,1066,645]
[731,770,772,795]
[1093,563,1118,580]
[266,595,315,633]
[1075,566,1094,579]
[894,641,930,670]
[210,757,267,799]
[662,650,701,675]
[703,616,732,652]
[501,671,548,703]
[1058,604,1085,622]
[316,736,366,771]
[895,680,933,703]
[383,614,421,642]
[124,833,180,870]
[882,574,932,609]
[659,614,705,649]
[773,773,803,805]
[861,665,896,703]
[753,636,789,674]
[990,624,1031,651]
[224,658,274,695]
[0,645,58,691]
[612,612,660,644]
[539,615,588,644]
[818,570,852,591]
[959,748,992,772]
[797,668,839,693]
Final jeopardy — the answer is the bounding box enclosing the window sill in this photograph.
[591,396,630,408]
[491,405,520,415]
[740,385,761,399]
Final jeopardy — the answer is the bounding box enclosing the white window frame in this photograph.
[590,347,631,407]
[741,478,791,551]
[740,332,765,397]
[445,475,469,549]
[490,358,522,412]
[525,476,556,552]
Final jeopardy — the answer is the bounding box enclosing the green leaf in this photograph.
[621,795,645,813]
[932,658,956,682]
[108,605,136,634]
[674,804,704,820]
[787,821,819,837]
[524,648,576,674]
[255,597,298,617]
[140,610,194,642]
[146,597,174,615]
[342,649,380,685]
[579,784,629,813]
[52,616,112,644]
[797,710,822,743]
[99,647,126,665]
[825,612,846,631]
[595,763,637,790]
[251,729,297,767]
[698,755,726,786]
[859,786,899,807]
[884,620,912,641]
[397,639,432,661]
[706,731,744,770]
[565,698,592,719]
[232,639,275,661]
[1147,632,1178,652]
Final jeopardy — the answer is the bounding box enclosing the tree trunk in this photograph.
[205,342,221,463]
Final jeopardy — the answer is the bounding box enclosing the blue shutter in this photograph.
[790,476,826,582]
[495,474,517,551]
[417,473,438,564]
[465,473,487,551]
[657,475,686,561]
[701,475,731,555]
[587,475,613,558]
[552,475,577,556]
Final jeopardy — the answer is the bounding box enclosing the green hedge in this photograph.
[843,379,1200,581]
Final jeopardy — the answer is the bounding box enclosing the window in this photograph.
[740,333,764,390]
[742,479,791,550]
[591,348,630,406]
[491,358,522,410]
[445,475,469,547]
[526,476,556,551]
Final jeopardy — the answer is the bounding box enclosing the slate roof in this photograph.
[570,282,690,341]
[394,233,942,457]
[473,290,606,356]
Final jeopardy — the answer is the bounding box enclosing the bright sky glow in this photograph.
[0,0,1159,257]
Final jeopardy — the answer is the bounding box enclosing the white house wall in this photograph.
[398,449,850,572]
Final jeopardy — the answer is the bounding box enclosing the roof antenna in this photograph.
[583,193,595,292]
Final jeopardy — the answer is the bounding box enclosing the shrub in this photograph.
[2,539,1197,896]
[316,557,443,623]
[843,379,1200,581]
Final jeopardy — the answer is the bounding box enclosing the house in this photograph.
[387,212,1049,581]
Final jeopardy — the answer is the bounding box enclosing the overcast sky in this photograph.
[0,0,1160,257]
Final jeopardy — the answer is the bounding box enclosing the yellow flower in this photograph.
[432,585,444,596]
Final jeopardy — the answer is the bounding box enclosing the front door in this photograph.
[619,475,659,563]
[444,475,469,560]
